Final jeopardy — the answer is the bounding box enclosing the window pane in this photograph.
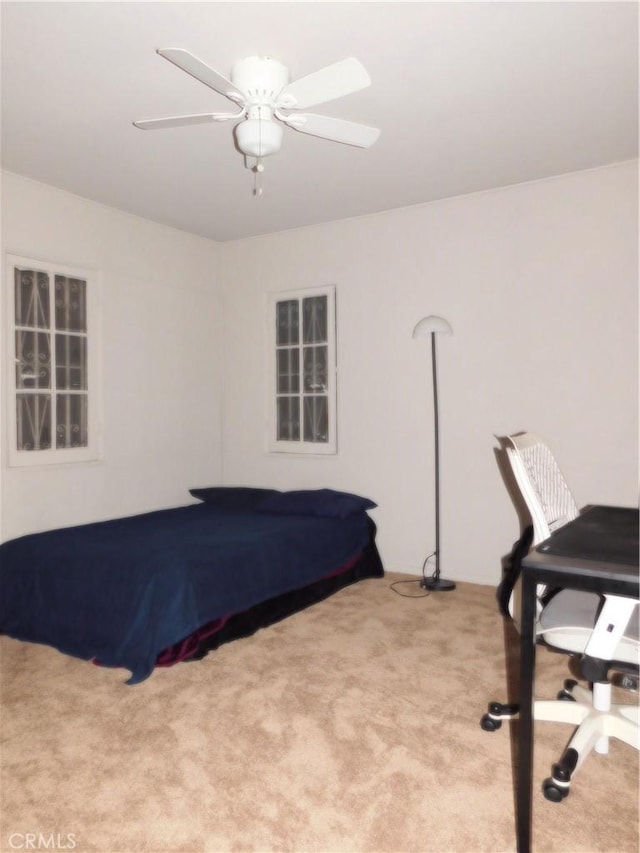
[15,331,51,389]
[16,394,52,450]
[276,300,299,346]
[303,345,328,393]
[55,276,87,332]
[56,394,88,448]
[55,334,87,390]
[276,348,300,394]
[277,396,300,441]
[303,296,327,344]
[15,268,50,329]
[303,396,328,443]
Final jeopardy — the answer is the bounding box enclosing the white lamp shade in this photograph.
[412,315,453,338]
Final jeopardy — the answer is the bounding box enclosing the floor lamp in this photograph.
[412,315,456,591]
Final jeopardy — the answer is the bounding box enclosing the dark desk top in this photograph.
[523,505,639,586]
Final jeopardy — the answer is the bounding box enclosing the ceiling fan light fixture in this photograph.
[235,117,283,158]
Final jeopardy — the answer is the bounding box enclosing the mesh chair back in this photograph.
[501,432,579,622]
[507,433,578,545]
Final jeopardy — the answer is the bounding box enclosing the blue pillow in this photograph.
[257,488,376,519]
[189,487,280,509]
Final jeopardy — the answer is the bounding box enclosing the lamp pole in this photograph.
[413,315,456,592]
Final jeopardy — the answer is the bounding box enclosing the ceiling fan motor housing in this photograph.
[231,56,289,104]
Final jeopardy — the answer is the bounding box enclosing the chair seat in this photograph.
[540,589,640,665]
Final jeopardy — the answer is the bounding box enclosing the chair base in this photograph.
[480,678,640,800]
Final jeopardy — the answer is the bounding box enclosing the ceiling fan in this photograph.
[134,49,380,180]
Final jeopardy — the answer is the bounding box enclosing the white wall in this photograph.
[1,172,223,541]
[3,163,637,584]
[219,162,638,585]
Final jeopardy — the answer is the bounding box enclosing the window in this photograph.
[267,286,337,454]
[6,255,101,467]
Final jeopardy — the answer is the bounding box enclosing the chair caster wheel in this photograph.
[480,714,501,732]
[557,678,578,701]
[542,777,569,802]
[480,701,518,730]
[557,689,576,701]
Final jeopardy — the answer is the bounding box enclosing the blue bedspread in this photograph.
[0,503,371,684]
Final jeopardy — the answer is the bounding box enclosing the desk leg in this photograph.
[517,570,537,853]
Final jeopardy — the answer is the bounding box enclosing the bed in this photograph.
[0,487,383,684]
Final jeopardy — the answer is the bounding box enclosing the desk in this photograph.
[517,505,639,853]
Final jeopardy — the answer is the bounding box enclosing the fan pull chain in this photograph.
[253,108,265,197]
[253,159,264,198]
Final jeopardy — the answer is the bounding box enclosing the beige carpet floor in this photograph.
[1,574,638,853]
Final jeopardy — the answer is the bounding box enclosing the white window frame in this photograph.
[5,253,102,468]
[267,285,337,455]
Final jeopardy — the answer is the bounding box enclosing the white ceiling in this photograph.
[1,1,637,242]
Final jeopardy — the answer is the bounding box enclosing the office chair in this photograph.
[481,432,640,801]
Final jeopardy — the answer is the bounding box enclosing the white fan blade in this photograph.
[278,58,370,110]
[133,111,242,130]
[283,113,380,148]
[157,48,245,104]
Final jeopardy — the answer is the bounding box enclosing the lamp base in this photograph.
[420,576,456,592]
